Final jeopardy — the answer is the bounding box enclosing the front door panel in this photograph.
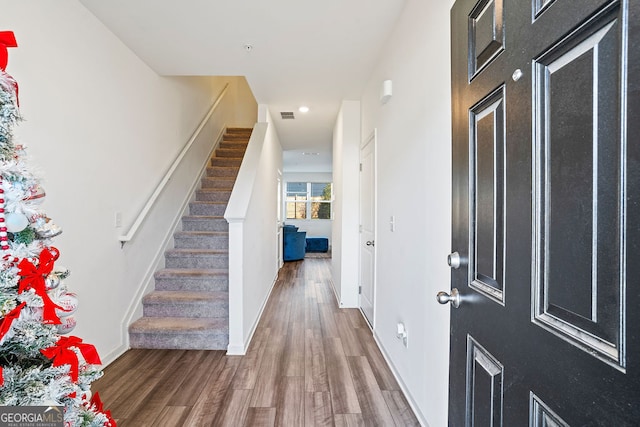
[449,0,639,424]
[532,4,627,368]
[469,86,506,304]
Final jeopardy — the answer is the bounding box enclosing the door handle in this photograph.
[436,288,461,308]
[366,240,375,247]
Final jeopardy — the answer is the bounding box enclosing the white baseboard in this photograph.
[226,270,279,355]
[372,328,430,427]
[100,344,129,367]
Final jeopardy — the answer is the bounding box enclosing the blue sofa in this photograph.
[283,225,306,261]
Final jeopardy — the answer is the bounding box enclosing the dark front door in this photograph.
[448,0,639,424]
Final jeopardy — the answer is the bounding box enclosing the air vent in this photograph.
[280,112,295,119]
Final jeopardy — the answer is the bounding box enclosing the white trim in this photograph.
[226,271,279,355]
[372,329,428,426]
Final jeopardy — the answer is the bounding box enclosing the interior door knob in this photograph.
[366,240,375,246]
[436,288,460,308]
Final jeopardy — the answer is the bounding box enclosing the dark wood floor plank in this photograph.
[232,327,271,390]
[110,349,185,418]
[95,348,147,387]
[244,407,276,426]
[335,312,365,356]
[182,356,242,425]
[288,278,305,325]
[305,328,329,392]
[273,296,292,334]
[355,327,400,391]
[324,337,361,415]
[94,349,167,404]
[155,406,189,426]
[171,350,224,406]
[319,304,340,338]
[260,286,283,328]
[314,281,330,304]
[334,413,366,427]
[346,356,395,426]
[305,392,334,427]
[275,376,304,426]
[249,334,286,407]
[214,389,252,426]
[305,285,322,335]
[382,390,421,426]
[346,309,369,330]
[323,281,339,309]
[127,350,208,425]
[95,258,419,426]
[305,276,318,300]
[284,321,305,377]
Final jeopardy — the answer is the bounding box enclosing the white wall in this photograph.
[0,1,257,363]
[230,76,258,127]
[225,107,282,354]
[360,0,455,425]
[282,172,332,246]
[332,101,361,308]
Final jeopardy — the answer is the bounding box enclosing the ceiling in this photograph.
[79,0,407,172]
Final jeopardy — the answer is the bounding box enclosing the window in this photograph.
[286,182,332,220]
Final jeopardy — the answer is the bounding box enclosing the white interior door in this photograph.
[359,130,376,325]
[277,171,283,268]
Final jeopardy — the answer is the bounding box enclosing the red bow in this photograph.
[90,392,116,426]
[0,301,26,341]
[0,31,17,71]
[0,31,18,105]
[40,336,101,382]
[18,247,66,324]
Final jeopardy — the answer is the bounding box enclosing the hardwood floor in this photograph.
[94,258,420,426]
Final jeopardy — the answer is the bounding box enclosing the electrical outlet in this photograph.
[115,212,122,228]
[397,322,408,348]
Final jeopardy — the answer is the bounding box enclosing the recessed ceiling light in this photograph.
[298,106,309,113]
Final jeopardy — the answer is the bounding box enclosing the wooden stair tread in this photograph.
[129,317,228,333]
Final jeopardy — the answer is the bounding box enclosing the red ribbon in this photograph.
[0,31,17,71]
[0,301,26,341]
[41,336,101,382]
[0,31,18,105]
[0,366,3,387]
[18,247,66,324]
[90,392,116,426]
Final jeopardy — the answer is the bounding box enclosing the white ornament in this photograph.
[57,315,76,334]
[54,292,78,316]
[5,212,28,232]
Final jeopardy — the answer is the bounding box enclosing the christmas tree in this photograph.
[0,32,115,426]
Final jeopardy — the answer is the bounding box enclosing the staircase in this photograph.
[128,127,252,350]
